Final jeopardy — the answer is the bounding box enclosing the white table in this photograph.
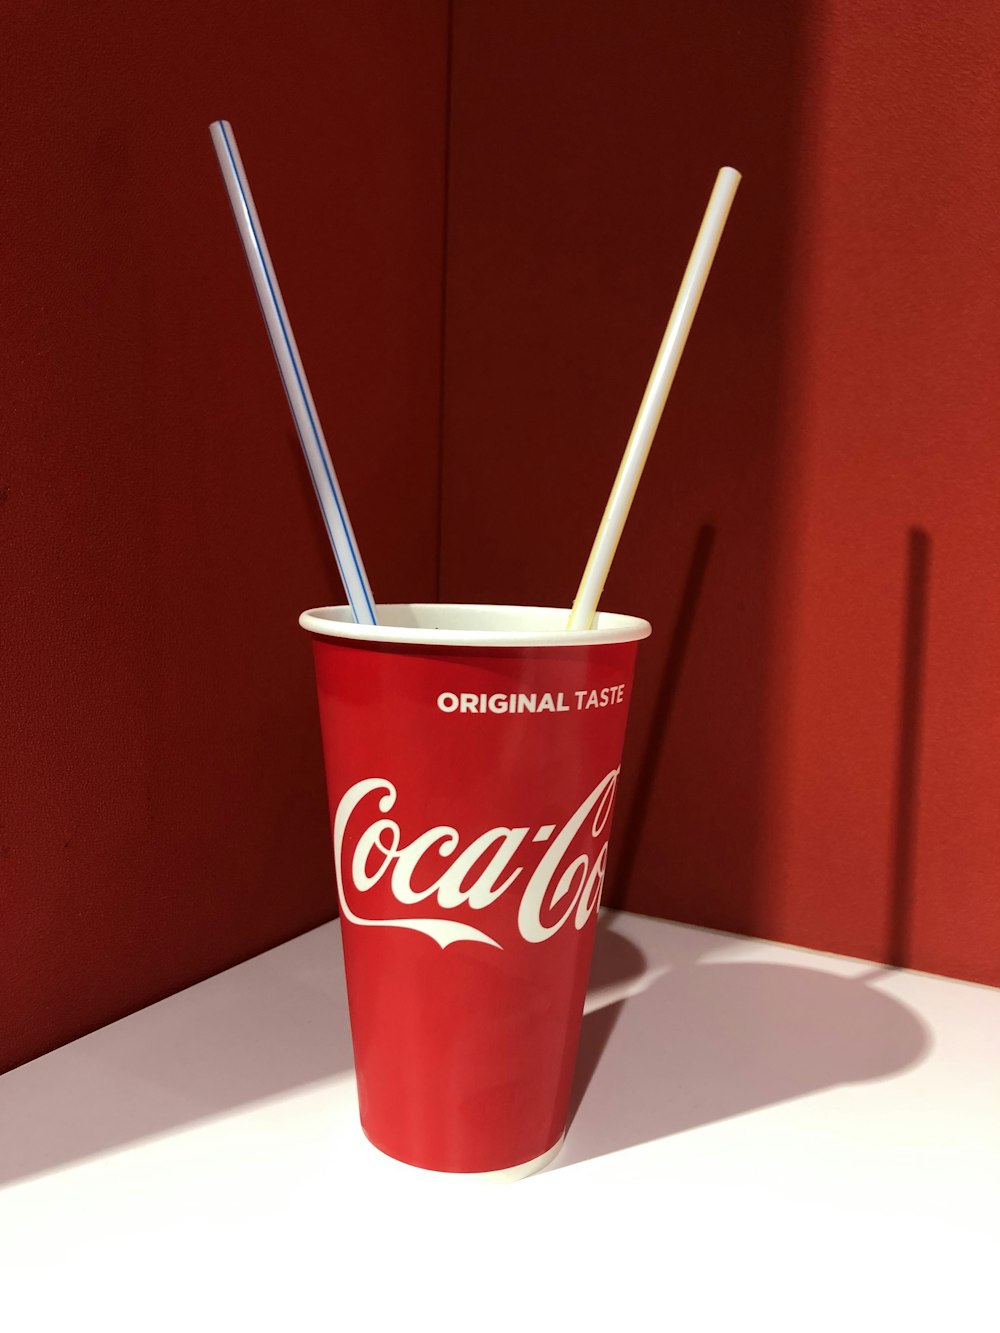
[1,911,997,1331]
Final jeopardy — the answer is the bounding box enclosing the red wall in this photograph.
[4,1,998,1079]
[441,1,1000,984]
[1,2,449,1073]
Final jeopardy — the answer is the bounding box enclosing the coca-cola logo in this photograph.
[333,769,619,949]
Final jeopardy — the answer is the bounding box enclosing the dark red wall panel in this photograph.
[1,1,449,1071]
[4,0,997,1082]
[441,2,1000,984]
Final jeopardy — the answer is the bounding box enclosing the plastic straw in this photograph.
[567,166,741,631]
[210,120,378,626]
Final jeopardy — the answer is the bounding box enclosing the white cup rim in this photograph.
[299,603,652,649]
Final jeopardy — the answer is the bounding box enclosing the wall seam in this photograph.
[434,0,455,602]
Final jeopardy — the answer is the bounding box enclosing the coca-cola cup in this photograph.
[300,602,651,1180]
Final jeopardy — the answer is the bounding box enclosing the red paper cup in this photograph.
[300,603,651,1179]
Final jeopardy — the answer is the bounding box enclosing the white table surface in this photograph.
[1,910,997,1331]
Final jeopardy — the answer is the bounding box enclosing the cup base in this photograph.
[362,1130,566,1183]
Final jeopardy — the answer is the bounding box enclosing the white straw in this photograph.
[568,166,741,630]
[210,120,378,626]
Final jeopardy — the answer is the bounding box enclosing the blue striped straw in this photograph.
[210,120,378,626]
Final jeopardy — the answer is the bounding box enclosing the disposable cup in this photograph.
[300,603,651,1179]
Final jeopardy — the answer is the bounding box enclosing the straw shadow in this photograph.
[563,916,930,1168]
[887,527,931,967]
[610,524,716,907]
[567,915,650,1127]
[0,925,353,1191]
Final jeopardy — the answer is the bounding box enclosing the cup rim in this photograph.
[299,602,652,649]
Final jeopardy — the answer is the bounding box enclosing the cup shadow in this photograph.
[0,925,354,1191]
[0,914,934,1189]
[563,912,932,1169]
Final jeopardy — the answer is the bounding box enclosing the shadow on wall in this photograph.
[563,913,930,1169]
[613,523,716,904]
[612,516,935,977]
[887,527,931,968]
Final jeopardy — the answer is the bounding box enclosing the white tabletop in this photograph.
[1,911,997,1331]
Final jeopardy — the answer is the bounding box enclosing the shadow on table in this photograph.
[0,926,353,1191]
[562,912,932,1169]
[0,913,934,1189]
